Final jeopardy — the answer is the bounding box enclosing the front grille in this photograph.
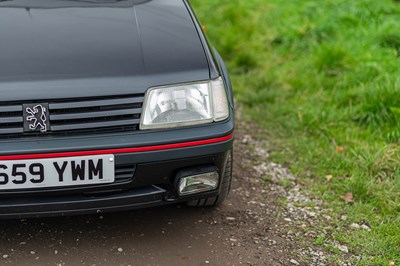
[0,94,144,138]
[115,164,136,183]
[0,105,24,135]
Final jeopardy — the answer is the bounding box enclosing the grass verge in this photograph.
[191,0,400,264]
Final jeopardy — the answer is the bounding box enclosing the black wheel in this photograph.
[187,152,233,207]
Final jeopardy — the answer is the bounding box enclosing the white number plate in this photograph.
[0,154,115,190]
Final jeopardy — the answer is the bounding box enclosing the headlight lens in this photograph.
[140,77,229,130]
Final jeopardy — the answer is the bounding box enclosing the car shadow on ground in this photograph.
[0,204,228,265]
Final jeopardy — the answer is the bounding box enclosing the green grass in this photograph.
[190,0,400,264]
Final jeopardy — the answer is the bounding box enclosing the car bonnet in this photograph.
[0,0,210,99]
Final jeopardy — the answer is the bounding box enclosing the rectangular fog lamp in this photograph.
[178,171,219,196]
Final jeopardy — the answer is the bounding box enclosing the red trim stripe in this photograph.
[0,133,234,161]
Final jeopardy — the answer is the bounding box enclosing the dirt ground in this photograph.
[0,123,308,266]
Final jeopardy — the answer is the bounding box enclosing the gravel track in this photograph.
[0,119,332,266]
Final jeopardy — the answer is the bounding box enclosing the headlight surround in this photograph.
[140,77,229,130]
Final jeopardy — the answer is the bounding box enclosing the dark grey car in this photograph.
[0,0,234,218]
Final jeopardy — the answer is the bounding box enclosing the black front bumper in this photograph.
[0,186,166,219]
[0,130,233,218]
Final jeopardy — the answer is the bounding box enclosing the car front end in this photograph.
[0,0,234,218]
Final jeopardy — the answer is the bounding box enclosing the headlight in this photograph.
[140,77,229,130]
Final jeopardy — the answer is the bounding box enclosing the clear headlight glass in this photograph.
[140,78,229,130]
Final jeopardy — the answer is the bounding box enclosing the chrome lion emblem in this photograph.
[25,104,48,133]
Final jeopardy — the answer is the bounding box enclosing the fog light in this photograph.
[178,171,219,196]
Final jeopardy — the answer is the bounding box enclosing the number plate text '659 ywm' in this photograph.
[0,155,115,190]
